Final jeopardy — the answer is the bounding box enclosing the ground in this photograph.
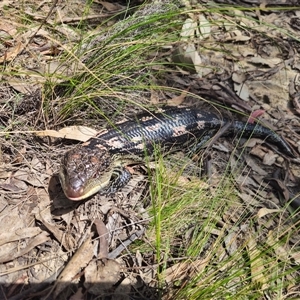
[0,1,300,299]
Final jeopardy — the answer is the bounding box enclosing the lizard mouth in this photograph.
[61,185,85,201]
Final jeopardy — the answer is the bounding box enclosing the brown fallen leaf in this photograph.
[262,151,278,165]
[245,156,268,176]
[266,231,294,263]
[198,14,211,40]
[36,126,97,142]
[238,192,259,207]
[14,168,47,188]
[36,206,76,251]
[0,231,49,263]
[232,71,250,101]
[5,77,38,94]
[0,19,17,36]
[180,18,198,41]
[0,227,42,246]
[84,259,121,296]
[167,87,190,106]
[150,89,160,104]
[249,56,282,68]
[256,207,281,218]
[0,182,26,193]
[99,1,124,11]
[172,43,198,74]
[250,146,269,160]
[265,177,290,202]
[223,231,238,256]
[0,40,24,63]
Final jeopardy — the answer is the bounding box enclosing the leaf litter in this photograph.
[0,0,300,299]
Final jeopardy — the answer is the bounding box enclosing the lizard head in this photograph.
[59,145,113,200]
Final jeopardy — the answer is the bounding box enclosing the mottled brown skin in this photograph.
[59,146,112,200]
[59,107,294,200]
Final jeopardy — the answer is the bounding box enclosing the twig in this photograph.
[108,228,145,259]
[27,0,59,46]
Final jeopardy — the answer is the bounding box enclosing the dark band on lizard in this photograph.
[59,107,294,200]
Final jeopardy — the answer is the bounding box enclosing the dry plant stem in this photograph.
[94,218,109,259]
[27,0,59,46]
[108,228,145,259]
[55,13,123,25]
[214,82,252,112]
[207,122,233,147]
[50,235,94,298]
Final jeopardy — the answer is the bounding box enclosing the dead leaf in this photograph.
[266,231,292,262]
[5,77,36,94]
[36,126,97,142]
[290,251,300,264]
[238,192,257,206]
[0,40,24,63]
[164,258,210,284]
[249,56,282,68]
[36,205,76,251]
[0,168,13,179]
[84,259,120,295]
[262,152,277,165]
[257,207,281,218]
[250,146,268,160]
[180,18,198,41]
[234,81,250,101]
[0,20,17,36]
[232,71,246,84]
[235,174,258,188]
[231,30,251,42]
[0,231,49,263]
[243,138,263,149]
[245,156,268,176]
[167,87,189,106]
[150,89,160,104]
[223,231,238,256]
[14,168,47,188]
[198,14,211,40]
[0,181,26,193]
[185,44,202,75]
[172,44,197,73]
[99,1,123,11]
[0,227,42,246]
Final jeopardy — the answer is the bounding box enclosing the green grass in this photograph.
[42,3,184,121]
[144,149,299,299]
